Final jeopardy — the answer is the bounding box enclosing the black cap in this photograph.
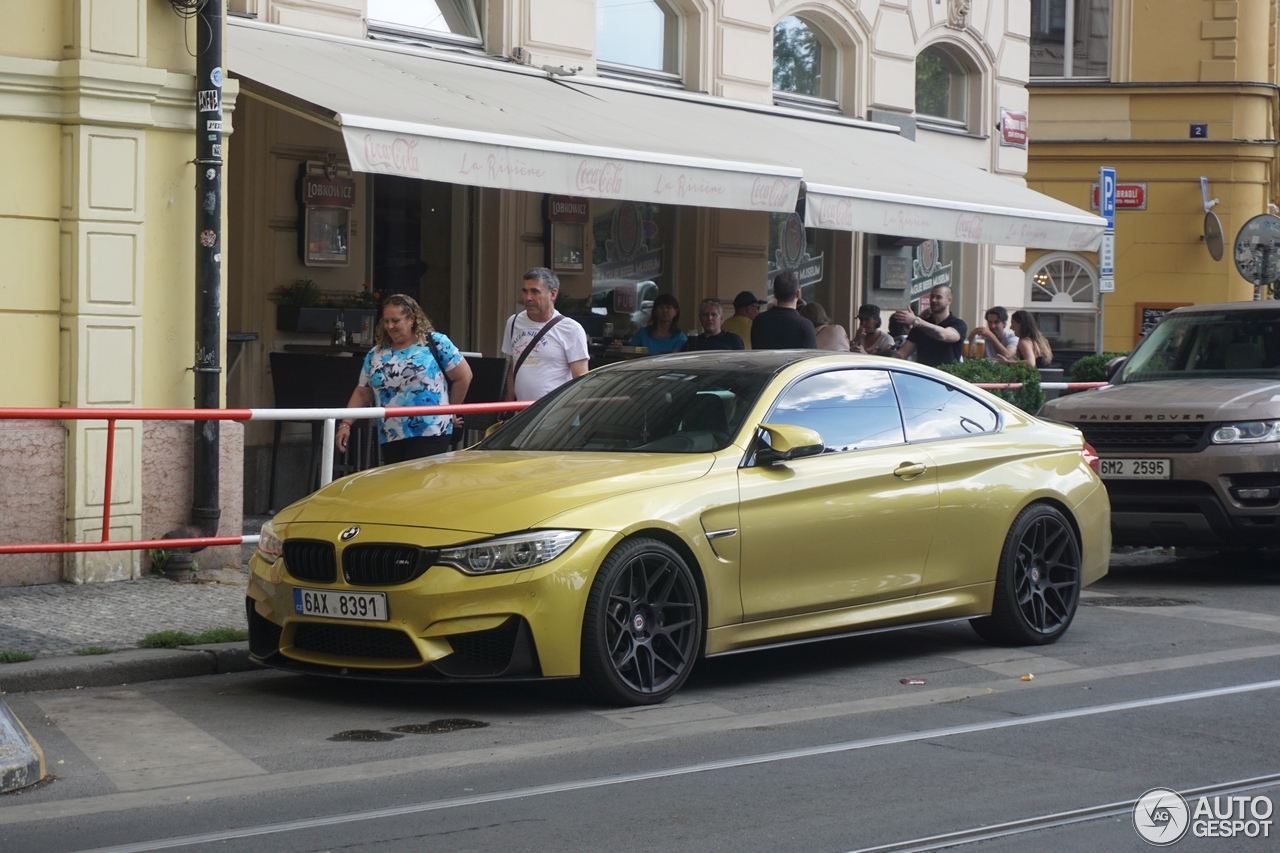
[856,304,881,320]
[733,291,767,309]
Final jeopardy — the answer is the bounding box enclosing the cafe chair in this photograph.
[456,355,509,447]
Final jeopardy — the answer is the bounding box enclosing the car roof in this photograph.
[603,350,835,372]
[1171,301,1280,314]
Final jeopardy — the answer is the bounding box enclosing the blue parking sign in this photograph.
[1100,167,1116,231]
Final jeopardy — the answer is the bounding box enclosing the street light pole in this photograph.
[192,0,224,542]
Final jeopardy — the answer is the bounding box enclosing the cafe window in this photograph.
[773,16,838,111]
[1031,0,1111,78]
[597,0,682,86]
[1026,252,1099,354]
[915,45,976,131]
[367,0,482,48]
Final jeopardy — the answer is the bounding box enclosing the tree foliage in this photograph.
[773,18,821,96]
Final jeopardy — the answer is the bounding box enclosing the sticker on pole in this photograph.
[1233,213,1280,287]
[197,90,220,112]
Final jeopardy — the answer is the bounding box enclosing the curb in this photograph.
[0,695,43,793]
[0,643,259,694]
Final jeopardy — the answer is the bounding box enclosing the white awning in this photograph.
[228,20,1104,251]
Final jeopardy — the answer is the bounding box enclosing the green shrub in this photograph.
[0,650,35,663]
[139,627,248,648]
[937,360,1045,414]
[73,646,113,656]
[1069,352,1129,383]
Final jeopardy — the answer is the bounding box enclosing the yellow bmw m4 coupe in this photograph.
[247,351,1110,705]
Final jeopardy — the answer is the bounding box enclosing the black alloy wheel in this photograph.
[580,537,703,705]
[971,503,1082,646]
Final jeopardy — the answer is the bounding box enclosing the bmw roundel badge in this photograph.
[340,526,360,542]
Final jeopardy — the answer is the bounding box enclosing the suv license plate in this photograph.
[1099,458,1170,480]
[293,588,388,622]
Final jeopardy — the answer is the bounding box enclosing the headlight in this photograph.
[437,530,581,575]
[256,520,284,563]
[1210,421,1280,444]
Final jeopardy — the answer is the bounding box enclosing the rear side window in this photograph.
[769,369,905,452]
[892,372,998,441]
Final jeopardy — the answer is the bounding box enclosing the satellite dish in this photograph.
[1204,211,1224,261]
[1234,213,1280,286]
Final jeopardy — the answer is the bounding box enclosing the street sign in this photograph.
[1099,167,1117,231]
[1099,233,1115,277]
[1233,213,1280,290]
[1089,182,1147,210]
[1099,278,1115,293]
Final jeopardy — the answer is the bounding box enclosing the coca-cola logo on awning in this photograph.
[576,160,624,195]
[955,213,985,241]
[363,134,420,174]
[750,177,792,210]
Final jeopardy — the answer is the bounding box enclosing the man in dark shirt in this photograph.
[751,271,817,349]
[891,284,967,367]
[683,299,744,351]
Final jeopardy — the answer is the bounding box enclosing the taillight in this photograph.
[1082,441,1100,475]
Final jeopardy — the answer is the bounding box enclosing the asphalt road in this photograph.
[3,549,1278,853]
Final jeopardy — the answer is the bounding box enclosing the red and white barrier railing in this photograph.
[0,402,530,556]
[0,380,1108,557]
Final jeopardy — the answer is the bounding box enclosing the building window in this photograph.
[597,0,681,85]
[915,45,971,130]
[1027,252,1098,354]
[1031,0,1111,78]
[367,0,482,47]
[773,16,838,111]
[1028,252,1097,307]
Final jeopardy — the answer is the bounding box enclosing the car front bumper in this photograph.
[247,527,621,680]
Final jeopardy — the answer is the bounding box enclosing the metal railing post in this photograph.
[101,419,116,542]
[320,418,336,487]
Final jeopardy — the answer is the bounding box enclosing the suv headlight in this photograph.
[256,520,284,563]
[437,530,581,575]
[1211,421,1280,444]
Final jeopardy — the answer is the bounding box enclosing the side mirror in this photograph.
[1105,356,1127,382]
[754,423,825,465]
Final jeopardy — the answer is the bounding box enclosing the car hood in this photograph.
[1043,378,1280,422]
[281,450,716,534]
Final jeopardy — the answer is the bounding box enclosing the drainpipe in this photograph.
[163,0,224,567]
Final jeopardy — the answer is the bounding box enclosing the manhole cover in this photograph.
[1081,596,1198,607]
[329,729,404,742]
[390,718,489,735]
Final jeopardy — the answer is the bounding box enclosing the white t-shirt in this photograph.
[501,310,590,401]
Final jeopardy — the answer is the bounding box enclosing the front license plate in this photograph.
[293,588,388,622]
[1099,458,1170,480]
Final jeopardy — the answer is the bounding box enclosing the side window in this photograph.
[891,373,998,441]
[769,370,905,453]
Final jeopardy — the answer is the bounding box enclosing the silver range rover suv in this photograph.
[1042,302,1280,548]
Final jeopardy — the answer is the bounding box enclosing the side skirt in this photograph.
[705,584,994,657]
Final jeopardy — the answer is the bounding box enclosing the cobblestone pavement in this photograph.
[0,575,249,657]
[0,515,271,658]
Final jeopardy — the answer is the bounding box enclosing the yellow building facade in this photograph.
[1026,0,1280,354]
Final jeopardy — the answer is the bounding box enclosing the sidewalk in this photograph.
[0,516,268,694]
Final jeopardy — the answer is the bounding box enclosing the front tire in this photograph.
[971,503,1082,646]
[580,538,703,705]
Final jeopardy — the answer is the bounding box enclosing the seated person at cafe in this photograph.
[851,304,895,355]
[629,293,688,354]
[965,305,1019,360]
[683,299,744,351]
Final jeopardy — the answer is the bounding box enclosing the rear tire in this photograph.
[580,538,703,706]
[971,503,1081,646]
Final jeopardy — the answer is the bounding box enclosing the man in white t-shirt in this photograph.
[502,267,590,401]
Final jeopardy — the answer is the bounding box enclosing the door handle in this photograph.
[894,462,928,480]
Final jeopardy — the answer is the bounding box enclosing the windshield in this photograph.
[1120,310,1280,383]
[480,364,773,453]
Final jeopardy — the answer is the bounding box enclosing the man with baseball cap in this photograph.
[721,290,766,350]
[851,304,895,355]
